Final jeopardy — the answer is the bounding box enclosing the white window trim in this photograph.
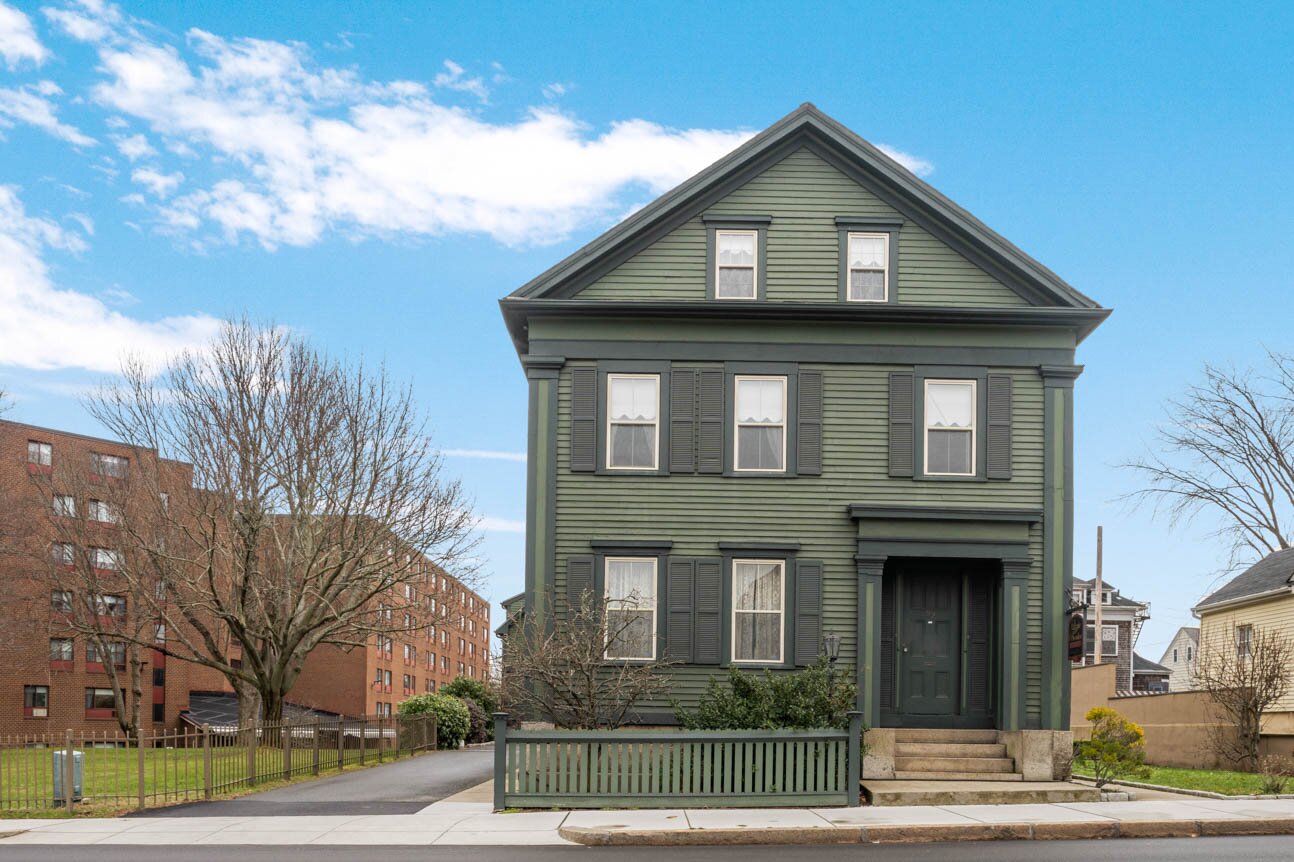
[714,230,758,300]
[845,232,890,302]
[603,556,658,661]
[923,378,977,477]
[730,558,785,664]
[733,375,787,473]
[605,373,660,471]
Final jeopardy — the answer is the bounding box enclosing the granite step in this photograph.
[893,742,1009,758]
[862,779,1101,806]
[892,729,1000,745]
[894,755,1017,774]
[891,770,1024,782]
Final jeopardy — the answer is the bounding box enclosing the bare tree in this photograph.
[82,320,479,723]
[500,590,674,729]
[1124,355,1294,571]
[1196,623,1293,771]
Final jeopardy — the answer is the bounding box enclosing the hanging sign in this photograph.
[1067,611,1086,662]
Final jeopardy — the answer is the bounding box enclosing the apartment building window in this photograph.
[90,453,128,479]
[441,630,448,646]
[924,380,976,477]
[404,584,416,602]
[87,641,126,668]
[403,644,416,665]
[428,624,436,642]
[425,678,435,693]
[154,624,166,644]
[51,591,73,613]
[427,652,436,670]
[403,613,414,631]
[845,233,889,302]
[92,548,122,571]
[469,642,475,657]
[732,560,784,664]
[457,661,465,675]
[604,557,657,661]
[441,655,449,671]
[458,637,466,656]
[50,638,74,664]
[373,667,384,685]
[54,495,76,518]
[715,230,758,299]
[93,593,127,617]
[85,687,117,716]
[1236,624,1253,659]
[606,374,660,470]
[52,543,74,567]
[734,376,787,472]
[24,685,49,718]
[27,440,52,467]
[88,500,120,524]
[468,665,476,678]
[403,674,413,692]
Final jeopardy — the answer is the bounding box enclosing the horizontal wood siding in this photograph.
[553,361,1046,720]
[578,148,1029,308]
[1199,595,1294,713]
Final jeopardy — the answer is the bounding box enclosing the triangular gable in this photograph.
[508,104,1098,310]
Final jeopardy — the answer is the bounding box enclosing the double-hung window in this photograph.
[88,499,120,524]
[92,548,122,571]
[731,560,784,663]
[24,685,49,717]
[715,230,757,299]
[53,495,76,518]
[52,543,74,566]
[27,441,52,466]
[1084,624,1119,658]
[734,376,786,472]
[50,638,73,662]
[1236,624,1253,659]
[924,380,976,476]
[846,233,889,301]
[604,557,657,661]
[606,374,659,470]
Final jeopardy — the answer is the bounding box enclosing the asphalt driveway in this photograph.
[137,746,493,816]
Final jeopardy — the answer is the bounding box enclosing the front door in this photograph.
[899,571,960,717]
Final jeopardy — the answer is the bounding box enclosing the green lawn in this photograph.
[1075,763,1273,796]
[0,741,403,814]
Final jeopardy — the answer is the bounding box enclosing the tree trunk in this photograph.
[234,679,262,728]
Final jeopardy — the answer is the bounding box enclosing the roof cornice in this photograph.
[1193,584,1294,615]
[500,298,1110,356]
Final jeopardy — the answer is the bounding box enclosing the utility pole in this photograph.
[1093,525,1104,666]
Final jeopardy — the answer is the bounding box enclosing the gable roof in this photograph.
[504,103,1104,312]
[1072,577,1148,609]
[1195,547,1294,612]
[1133,652,1171,675]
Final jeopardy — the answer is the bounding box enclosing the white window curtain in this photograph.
[732,560,783,662]
[608,375,659,469]
[605,558,657,660]
[848,233,887,301]
[716,231,757,298]
[925,380,975,475]
[735,377,786,471]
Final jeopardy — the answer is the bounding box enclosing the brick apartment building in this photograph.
[0,419,489,734]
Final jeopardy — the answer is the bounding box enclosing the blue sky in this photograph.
[1,1,1292,658]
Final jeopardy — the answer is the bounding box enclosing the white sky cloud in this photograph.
[0,83,96,145]
[114,132,156,160]
[0,184,221,372]
[36,2,755,249]
[478,516,525,533]
[131,166,183,197]
[0,2,48,68]
[442,448,526,463]
[877,143,935,178]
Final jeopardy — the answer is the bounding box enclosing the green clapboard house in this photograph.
[499,104,1108,779]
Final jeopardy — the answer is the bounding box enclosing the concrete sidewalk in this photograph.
[2,786,1294,846]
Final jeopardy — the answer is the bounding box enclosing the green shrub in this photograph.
[397,693,470,749]
[441,675,499,716]
[1075,706,1151,788]
[673,657,858,730]
[459,695,490,743]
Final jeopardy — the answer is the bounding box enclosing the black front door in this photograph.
[899,571,961,717]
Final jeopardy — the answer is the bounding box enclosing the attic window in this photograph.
[716,231,757,299]
[846,233,889,301]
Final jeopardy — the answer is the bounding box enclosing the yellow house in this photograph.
[1193,547,1294,742]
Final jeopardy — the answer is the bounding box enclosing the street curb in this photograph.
[558,817,1294,846]
[1072,774,1294,801]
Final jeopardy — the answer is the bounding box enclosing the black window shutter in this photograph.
[565,555,595,621]
[693,557,722,664]
[797,371,823,476]
[888,372,915,477]
[879,576,896,710]
[794,560,823,666]
[696,370,725,474]
[986,374,1012,480]
[666,557,695,662]
[570,367,597,472]
[669,369,697,473]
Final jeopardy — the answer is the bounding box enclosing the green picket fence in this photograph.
[492,712,862,808]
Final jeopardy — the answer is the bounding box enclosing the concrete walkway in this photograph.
[1,785,1293,846]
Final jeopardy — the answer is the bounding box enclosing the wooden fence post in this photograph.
[247,725,258,787]
[847,711,863,807]
[312,718,321,776]
[63,729,75,812]
[137,728,146,812]
[202,725,213,800]
[492,713,507,811]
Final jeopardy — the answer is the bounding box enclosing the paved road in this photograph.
[135,747,492,817]
[3,837,1294,861]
